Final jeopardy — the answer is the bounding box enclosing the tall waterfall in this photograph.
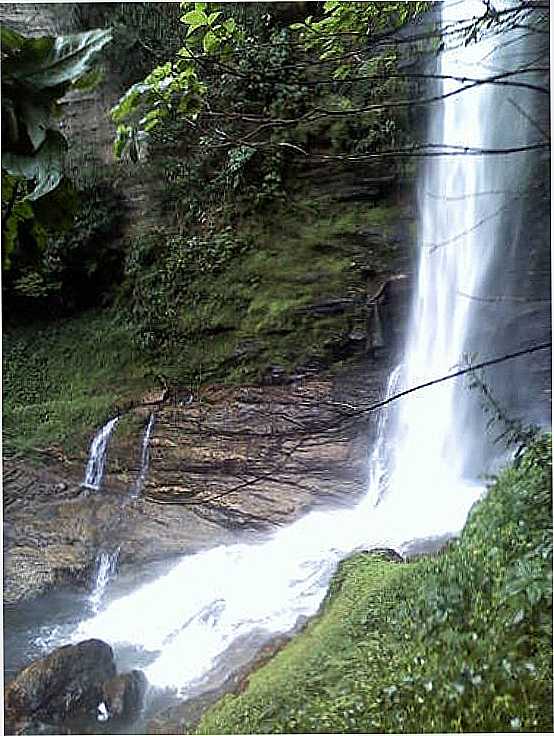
[83,417,119,491]
[46,0,543,700]
[362,0,542,543]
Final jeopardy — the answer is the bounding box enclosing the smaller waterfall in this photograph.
[83,417,119,491]
[130,413,155,499]
[90,548,120,612]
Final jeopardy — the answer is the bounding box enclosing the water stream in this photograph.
[83,416,119,491]
[5,1,547,731]
[130,413,155,499]
[89,548,121,614]
[88,413,157,610]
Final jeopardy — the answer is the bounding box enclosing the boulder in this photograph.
[101,670,148,721]
[5,639,116,725]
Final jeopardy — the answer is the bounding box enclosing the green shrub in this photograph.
[4,183,126,317]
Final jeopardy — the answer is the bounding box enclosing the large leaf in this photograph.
[2,130,67,200]
[7,28,112,89]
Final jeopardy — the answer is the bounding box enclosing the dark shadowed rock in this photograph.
[102,670,148,721]
[365,547,405,563]
[5,639,116,725]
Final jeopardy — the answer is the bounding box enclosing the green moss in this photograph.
[3,311,154,459]
[196,437,553,734]
[155,196,401,386]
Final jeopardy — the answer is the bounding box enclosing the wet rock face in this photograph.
[3,354,405,605]
[2,463,238,606]
[5,639,116,727]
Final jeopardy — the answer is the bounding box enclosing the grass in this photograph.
[196,436,553,734]
[3,310,154,459]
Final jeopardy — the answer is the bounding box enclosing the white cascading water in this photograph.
[130,413,155,499]
[89,548,120,613]
[83,416,119,490]
[45,0,538,700]
[87,415,156,608]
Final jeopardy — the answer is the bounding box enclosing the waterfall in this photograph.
[89,548,120,612]
[83,417,119,491]
[360,0,541,545]
[45,1,543,700]
[130,413,155,499]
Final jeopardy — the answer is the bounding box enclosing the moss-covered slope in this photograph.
[3,192,406,460]
[196,437,553,734]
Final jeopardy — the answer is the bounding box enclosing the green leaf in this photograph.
[113,124,132,158]
[223,17,236,34]
[333,64,351,80]
[203,30,219,54]
[111,82,150,123]
[183,9,208,32]
[2,130,67,200]
[177,46,194,59]
[207,11,221,25]
[7,29,112,90]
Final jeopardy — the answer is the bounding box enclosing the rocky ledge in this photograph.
[4,341,412,607]
[3,275,411,606]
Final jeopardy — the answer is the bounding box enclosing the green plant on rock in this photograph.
[1,24,112,269]
[121,226,252,350]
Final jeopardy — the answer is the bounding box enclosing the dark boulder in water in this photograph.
[5,639,116,728]
[101,669,148,721]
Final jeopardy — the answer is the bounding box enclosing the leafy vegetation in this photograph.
[3,311,152,459]
[4,183,126,316]
[1,22,115,331]
[120,193,399,383]
[111,1,428,153]
[1,25,111,265]
[110,0,426,219]
[196,437,553,734]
